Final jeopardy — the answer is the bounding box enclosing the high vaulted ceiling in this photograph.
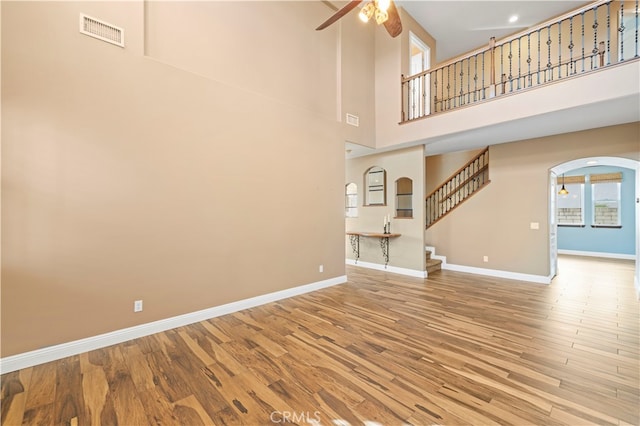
[398,0,592,62]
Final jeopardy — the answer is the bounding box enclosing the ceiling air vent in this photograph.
[346,113,359,127]
[79,13,124,47]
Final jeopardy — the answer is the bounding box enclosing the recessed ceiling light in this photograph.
[509,15,519,23]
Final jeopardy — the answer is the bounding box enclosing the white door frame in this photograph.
[549,170,558,279]
[550,156,640,297]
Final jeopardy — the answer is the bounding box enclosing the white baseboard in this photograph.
[426,245,551,284]
[442,263,552,284]
[558,249,636,260]
[0,275,347,374]
[346,259,427,278]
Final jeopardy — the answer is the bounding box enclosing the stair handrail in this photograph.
[426,147,490,228]
[425,147,489,200]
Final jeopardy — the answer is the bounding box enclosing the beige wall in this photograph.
[346,145,425,271]
[1,2,346,357]
[425,122,639,277]
[145,1,337,120]
[340,11,377,148]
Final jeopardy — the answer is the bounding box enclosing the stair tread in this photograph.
[426,258,442,274]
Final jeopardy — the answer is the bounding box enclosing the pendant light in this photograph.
[558,174,569,195]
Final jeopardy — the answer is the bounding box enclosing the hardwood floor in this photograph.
[2,255,638,425]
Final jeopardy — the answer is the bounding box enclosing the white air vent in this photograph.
[346,113,360,127]
[79,14,124,47]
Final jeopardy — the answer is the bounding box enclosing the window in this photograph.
[395,177,413,218]
[557,175,585,226]
[365,166,386,205]
[591,172,622,227]
[345,183,358,218]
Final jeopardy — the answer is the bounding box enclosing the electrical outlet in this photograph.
[483,256,489,263]
[319,264,324,273]
[134,300,143,312]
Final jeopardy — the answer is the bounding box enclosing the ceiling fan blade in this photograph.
[383,0,402,38]
[316,0,363,31]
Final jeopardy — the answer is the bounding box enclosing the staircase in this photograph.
[426,249,442,275]
[426,147,490,229]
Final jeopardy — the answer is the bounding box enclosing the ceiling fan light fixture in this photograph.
[316,0,401,37]
[359,2,375,22]
[375,8,388,24]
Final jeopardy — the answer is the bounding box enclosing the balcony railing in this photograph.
[401,0,639,123]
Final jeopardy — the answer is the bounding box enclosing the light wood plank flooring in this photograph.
[2,255,638,425]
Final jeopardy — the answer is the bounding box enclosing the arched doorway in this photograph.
[550,156,639,296]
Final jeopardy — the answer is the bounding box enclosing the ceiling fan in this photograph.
[316,0,402,38]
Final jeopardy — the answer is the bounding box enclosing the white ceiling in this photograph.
[399,0,592,62]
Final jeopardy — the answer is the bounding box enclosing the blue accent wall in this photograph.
[558,166,636,255]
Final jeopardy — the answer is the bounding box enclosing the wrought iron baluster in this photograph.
[445,182,449,212]
[459,61,465,105]
[558,21,562,78]
[427,196,435,223]
[517,37,522,89]
[620,2,625,61]
[537,29,542,84]
[440,68,444,111]
[446,65,451,110]
[546,25,552,81]
[432,196,436,223]
[433,72,439,112]
[581,11,586,72]
[473,54,478,102]
[508,41,513,92]
[500,44,504,94]
[569,16,575,75]
[453,62,458,108]
[454,176,458,206]
[467,57,471,104]
[526,34,532,86]
[593,6,599,69]
[481,50,486,99]
[606,2,611,65]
